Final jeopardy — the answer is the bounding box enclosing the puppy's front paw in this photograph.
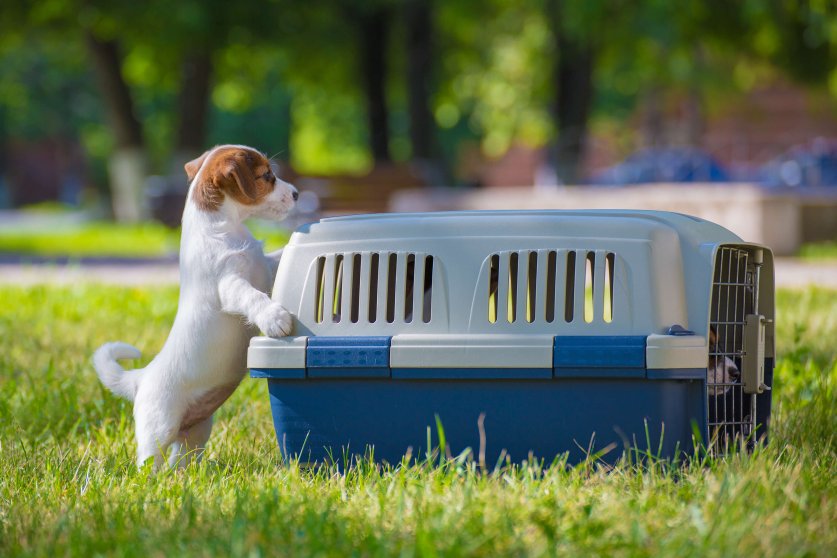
[257,303,293,337]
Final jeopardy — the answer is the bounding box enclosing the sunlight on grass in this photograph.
[0,221,291,257]
[799,241,837,261]
[0,285,835,556]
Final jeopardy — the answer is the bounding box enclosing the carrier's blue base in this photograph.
[263,374,707,465]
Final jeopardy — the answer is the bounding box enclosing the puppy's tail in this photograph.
[93,342,143,401]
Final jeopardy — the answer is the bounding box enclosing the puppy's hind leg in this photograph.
[168,416,213,469]
[134,400,180,471]
[136,427,177,471]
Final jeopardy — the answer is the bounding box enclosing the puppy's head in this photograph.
[185,145,297,220]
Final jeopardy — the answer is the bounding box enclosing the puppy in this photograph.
[708,327,740,396]
[93,145,297,469]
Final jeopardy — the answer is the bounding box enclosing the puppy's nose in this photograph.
[291,188,299,201]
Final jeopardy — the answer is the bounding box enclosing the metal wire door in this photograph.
[708,246,760,451]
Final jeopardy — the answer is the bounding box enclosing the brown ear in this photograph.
[219,151,259,205]
[185,150,211,182]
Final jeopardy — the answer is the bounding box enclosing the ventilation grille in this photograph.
[314,252,434,325]
[708,246,757,452]
[486,250,615,325]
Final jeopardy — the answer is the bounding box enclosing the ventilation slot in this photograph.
[564,251,576,323]
[350,254,361,323]
[545,251,557,323]
[405,254,416,322]
[314,252,434,326]
[486,250,617,326]
[507,252,518,323]
[315,256,326,323]
[488,254,499,323]
[368,253,380,322]
[333,254,344,322]
[584,252,595,323]
[386,254,397,323]
[604,252,614,323]
[526,252,537,323]
[422,256,433,323]
[709,246,757,452]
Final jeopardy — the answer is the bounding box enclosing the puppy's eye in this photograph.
[262,171,274,182]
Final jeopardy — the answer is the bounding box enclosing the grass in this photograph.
[0,285,835,557]
[0,221,291,258]
[799,241,837,262]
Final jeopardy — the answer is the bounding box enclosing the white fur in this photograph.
[708,356,740,396]
[93,145,297,470]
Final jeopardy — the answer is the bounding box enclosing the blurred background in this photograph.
[0,0,835,261]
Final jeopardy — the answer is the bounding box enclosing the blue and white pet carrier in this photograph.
[248,210,775,464]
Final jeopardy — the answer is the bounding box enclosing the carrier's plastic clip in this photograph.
[742,314,770,394]
[666,324,695,336]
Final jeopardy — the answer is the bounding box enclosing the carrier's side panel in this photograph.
[266,377,705,465]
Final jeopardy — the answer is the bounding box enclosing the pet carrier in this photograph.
[248,210,774,464]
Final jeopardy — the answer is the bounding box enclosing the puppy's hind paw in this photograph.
[257,302,293,338]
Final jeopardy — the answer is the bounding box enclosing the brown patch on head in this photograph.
[188,146,276,211]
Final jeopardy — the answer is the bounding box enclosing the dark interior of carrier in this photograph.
[708,246,771,452]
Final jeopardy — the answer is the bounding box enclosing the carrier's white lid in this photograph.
[271,210,764,341]
[293,210,740,248]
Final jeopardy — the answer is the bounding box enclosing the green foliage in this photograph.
[0,0,833,185]
[0,285,834,556]
[0,221,290,257]
[798,241,837,262]
[437,0,553,157]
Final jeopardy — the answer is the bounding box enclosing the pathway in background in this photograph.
[0,258,835,288]
[0,262,179,285]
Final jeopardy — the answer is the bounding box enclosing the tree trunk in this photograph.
[85,31,148,221]
[359,8,391,163]
[553,38,594,185]
[547,0,594,185]
[176,50,213,159]
[405,0,434,161]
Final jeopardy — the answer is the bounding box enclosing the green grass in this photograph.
[799,241,837,261]
[0,221,290,258]
[0,285,835,557]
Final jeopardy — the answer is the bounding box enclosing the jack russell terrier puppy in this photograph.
[708,326,740,396]
[93,145,297,469]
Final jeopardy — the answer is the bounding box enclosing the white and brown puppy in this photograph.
[708,327,740,396]
[93,145,297,469]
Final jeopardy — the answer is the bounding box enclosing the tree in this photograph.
[85,30,149,220]
[405,0,436,162]
[545,0,594,184]
[358,5,392,162]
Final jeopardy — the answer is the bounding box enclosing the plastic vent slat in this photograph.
[536,249,549,322]
[497,252,510,323]
[357,253,371,322]
[394,253,407,322]
[413,252,426,323]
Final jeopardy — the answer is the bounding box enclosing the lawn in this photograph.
[0,221,291,258]
[799,241,837,261]
[0,285,834,557]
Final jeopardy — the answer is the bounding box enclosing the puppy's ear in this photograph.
[185,150,211,182]
[219,150,259,205]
